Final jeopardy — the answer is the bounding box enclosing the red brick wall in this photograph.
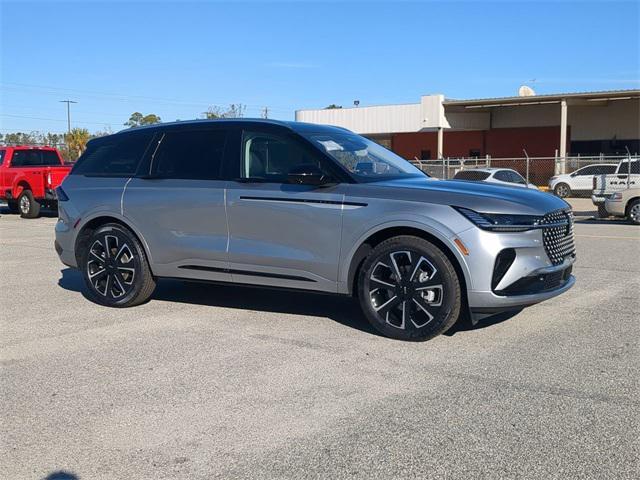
[391,126,569,159]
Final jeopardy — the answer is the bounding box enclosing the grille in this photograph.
[541,209,576,265]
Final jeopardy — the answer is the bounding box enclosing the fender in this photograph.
[11,176,32,199]
[338,214,473,295]
[74,209,156,272]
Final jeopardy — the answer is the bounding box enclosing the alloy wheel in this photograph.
[630,203,640,224]
[556,185,569,198]
[19,195,30,215]
[86,234,136,299]
[368,250,444,330]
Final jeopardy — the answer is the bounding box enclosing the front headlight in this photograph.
[454,207,544,232]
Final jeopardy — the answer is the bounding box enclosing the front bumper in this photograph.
[456,223,575,313]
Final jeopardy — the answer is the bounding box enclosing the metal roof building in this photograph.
[296,89,640,160]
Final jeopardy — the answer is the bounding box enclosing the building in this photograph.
[296,89,640,161]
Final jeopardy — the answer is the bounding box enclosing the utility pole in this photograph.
[59,100,77,133]
[261,107,269,119]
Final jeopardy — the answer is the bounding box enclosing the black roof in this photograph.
[114,118,350,136]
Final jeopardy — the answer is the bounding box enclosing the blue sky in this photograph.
[1,0,639,133]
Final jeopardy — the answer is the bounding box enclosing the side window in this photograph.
[494,170,511,182]
[10,150,30,167]
[0,150,5,166]
[630,161,640,174]
[152,129,227,180]
[602,165,617,174]
[577,166,594,176]
[509,171,526,184]
[241,131,322,182]
[72,132,153,176]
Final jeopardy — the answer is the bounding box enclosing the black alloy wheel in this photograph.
[82,223,156,307]
[358,236,461,341]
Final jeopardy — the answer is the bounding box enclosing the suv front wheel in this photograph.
[81,223,156,307]
[357,236,461,341]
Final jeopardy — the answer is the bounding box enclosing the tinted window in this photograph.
[509,171,527,184]
[152,129,227,180]
[598,165,617,174]
[453,170,491,181]
[10,150,60,167]
[72,132,153,176]
[494,170,511,182]
[0,150,4,166]
[242,131,323,182]
[630,161,640,174]
[576,166,595,175]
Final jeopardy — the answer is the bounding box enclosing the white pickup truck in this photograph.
[592,157,639,217]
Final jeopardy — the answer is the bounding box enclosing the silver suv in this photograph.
[55,120,576,341]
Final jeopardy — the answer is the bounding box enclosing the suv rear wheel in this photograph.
[81,223,156,307]
[357,235,461,341]
[18,190,41,218]
[627,199,640,225]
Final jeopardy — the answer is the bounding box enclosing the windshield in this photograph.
[302,131,426,181]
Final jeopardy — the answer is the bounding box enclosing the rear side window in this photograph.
[152,129,227,180]
[0,150,4,165]
[453,170,491,181]
[599,165,617,174]
[494,171,511,182]
[72,132,153,176]
[10,150,60,167]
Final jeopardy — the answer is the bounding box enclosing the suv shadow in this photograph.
[58,268,522,338]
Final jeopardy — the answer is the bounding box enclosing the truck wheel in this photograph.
[554,183,571,198]
[7,200,19,214]
[627,199,640,225]
[18,190,41,218]
[357,235,461,341]
[597,205,608,219]
[80,223,156,307]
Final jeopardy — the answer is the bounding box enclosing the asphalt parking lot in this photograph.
[1,199,639,480]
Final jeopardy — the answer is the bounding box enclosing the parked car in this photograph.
[0,146,72,218]
[604,188,640,224]
[548,163,617,198]
[452,168,538,189]
[55,120,576,341]
[592,158,639,217]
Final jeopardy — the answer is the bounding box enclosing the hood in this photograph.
[368,176,569,215]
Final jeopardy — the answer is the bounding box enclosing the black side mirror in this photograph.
[288,164,328,186]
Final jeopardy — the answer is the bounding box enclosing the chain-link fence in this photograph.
[410,155,628,188]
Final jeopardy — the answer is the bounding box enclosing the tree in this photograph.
[203,104,247,119]
[64,128,91,161]
[124,112,162,128]
[325,104,343,109]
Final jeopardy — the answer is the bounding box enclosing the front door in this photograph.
[225,128,345,292]
[123,125,231,282]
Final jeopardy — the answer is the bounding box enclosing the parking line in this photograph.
[574,234,640,240]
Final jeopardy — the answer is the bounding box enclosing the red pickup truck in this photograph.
[0,146,72,218]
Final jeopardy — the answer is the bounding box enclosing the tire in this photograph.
[357,235,461,341]
[80,223,156,307]
[7,200,19,214]
[18,190,41,218]
[597,205,609,218]
[554,183,571,198]
[627,199,640,225]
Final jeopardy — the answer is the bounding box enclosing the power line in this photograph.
[59,99,77,133]
[1,82,296,113]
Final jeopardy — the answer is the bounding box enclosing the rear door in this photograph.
[123,125,232,282]
[224,126,345,292]
[571,165,597,191]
